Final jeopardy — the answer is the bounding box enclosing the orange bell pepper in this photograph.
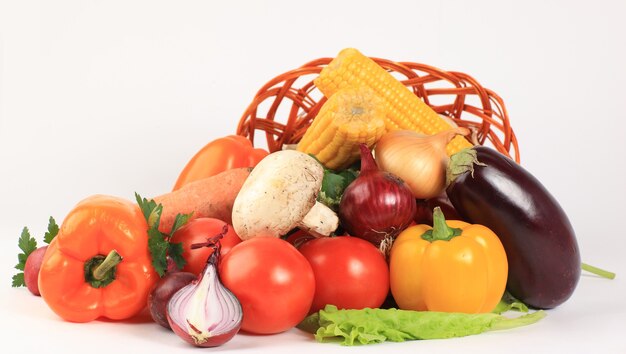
[38,195,157,322]
[389,207,508,313]
[173,135,268,191]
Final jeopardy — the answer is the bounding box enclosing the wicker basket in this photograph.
[237,55,520,163]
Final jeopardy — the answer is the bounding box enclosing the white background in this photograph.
[1,1,625,353]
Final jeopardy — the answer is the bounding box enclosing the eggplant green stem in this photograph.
[446,148,486,187]
[93,250,122,280]
[421,207,462,242]
[581,263,615,279]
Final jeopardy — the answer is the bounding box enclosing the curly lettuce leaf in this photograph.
[304,305,545,346]
[492,292,529,314]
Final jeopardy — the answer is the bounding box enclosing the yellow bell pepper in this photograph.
[389,207,508,313]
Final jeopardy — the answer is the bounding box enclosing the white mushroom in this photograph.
[232,150,339,241]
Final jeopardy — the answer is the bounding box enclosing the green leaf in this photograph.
[168,242,187,270]
[170,212,193,238]
[16,254,28,271]
[318,167,359,211]
[321,172,346,199]
[148,228,169,277]
[148,205,163,229]
[136,192,193,277]
[43,216,59,244]
[135,192,149,217]
[136,192,169,277]
[135,192,159,227]
[18,227,37,256]
[338,168,359,181]
[12,273,25,287]
[16,227,37,271]
[165,213,192,270]
[13,227,37,287]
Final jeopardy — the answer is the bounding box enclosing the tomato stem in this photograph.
[190,224,228,250]
[421,207,462,242]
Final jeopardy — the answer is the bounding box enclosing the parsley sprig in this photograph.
[12,217,58,287]
[135,193,192,277]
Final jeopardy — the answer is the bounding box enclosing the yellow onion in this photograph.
[374,128,470,199]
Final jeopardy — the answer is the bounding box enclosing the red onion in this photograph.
[24,246,47,296]
[166,243,242,347]
[147,271,196,329]
[339,144,416,250]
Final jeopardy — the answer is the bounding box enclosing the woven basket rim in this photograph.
[237,55,520,163]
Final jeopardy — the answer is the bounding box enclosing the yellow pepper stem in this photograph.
[421,207,462,242]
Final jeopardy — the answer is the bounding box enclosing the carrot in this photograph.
[153,167,252,233]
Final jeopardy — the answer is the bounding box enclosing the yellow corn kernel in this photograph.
[297,86,386,170]
[315,48,471,156]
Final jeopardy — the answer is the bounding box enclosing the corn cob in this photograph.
[297,86,386,170]
[314,48,472,156]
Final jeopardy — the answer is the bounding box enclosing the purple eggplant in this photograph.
[414,194,462,225]
[446,146,581,309]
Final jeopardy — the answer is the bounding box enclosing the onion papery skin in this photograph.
[339,145,416,248]
[166,253,242,347]
[375,128,469,199]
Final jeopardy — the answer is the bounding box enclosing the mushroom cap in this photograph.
[232,150,324,240]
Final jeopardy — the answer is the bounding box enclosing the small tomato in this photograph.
[170,218,241,275]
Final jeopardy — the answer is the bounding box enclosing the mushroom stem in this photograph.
[231,150,340,240]
[297,201,339,237]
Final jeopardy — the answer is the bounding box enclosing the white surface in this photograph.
[1,0,625,353]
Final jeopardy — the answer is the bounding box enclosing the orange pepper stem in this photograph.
[421,207,462,242]
[85,250,123,288]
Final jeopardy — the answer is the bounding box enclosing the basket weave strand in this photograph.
[237,56,519,163]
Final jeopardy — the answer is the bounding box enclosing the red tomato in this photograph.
[219,237,315,334]
[170,218,241,276]
[299,236,389,313]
